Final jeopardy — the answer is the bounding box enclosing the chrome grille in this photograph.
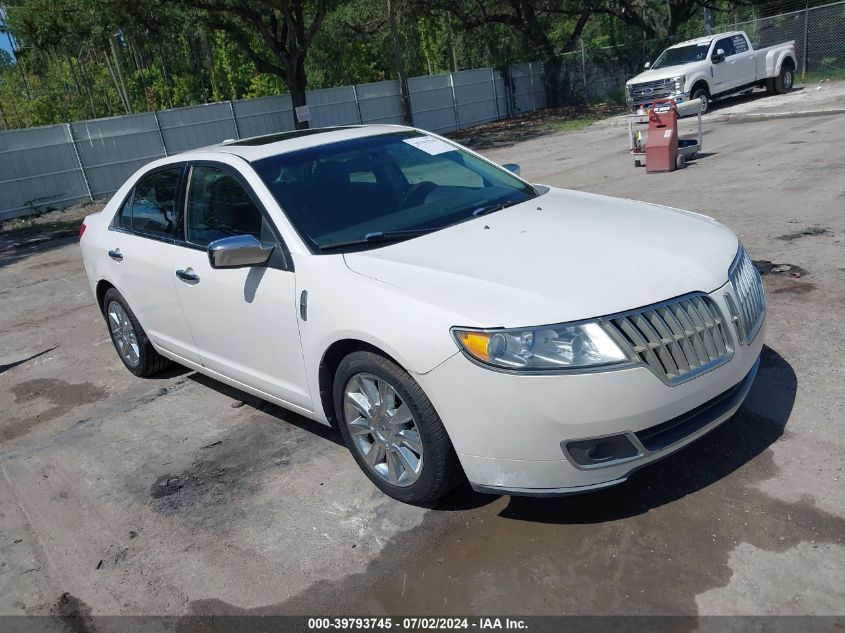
[628,78,674,102]
[728,248,766,344]
[602,295,733,385]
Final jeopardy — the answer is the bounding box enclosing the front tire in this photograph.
[102,288,170,377]
[691,87,709,114]
[333,351,462,505]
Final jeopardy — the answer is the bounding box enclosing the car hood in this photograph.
[343,188,738,328]
[627,66,688,85]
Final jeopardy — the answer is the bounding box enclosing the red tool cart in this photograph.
[627,98,703,170]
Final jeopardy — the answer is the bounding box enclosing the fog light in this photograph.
[564,434,640,467]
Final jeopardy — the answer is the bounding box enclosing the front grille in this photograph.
[728,248,765,344]
[602,295,733,385]
[628,78,674,102]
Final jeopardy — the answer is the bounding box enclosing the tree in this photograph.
[418,0,594,105]
[592,0,704,37]
[183,0,342,128]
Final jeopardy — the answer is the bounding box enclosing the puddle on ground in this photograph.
[753,260,808,277]
[184,347,844,616]
[3,378,106,441]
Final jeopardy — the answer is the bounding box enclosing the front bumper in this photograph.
[417,282,765,495]
[627,91,689,111]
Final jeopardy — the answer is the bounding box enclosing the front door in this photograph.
[171,164,313,411]
[710,36,741,93]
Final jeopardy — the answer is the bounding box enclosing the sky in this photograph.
[0,6,15,60]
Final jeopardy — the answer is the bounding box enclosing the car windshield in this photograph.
[251,131,538,252]
[652,43,710,69]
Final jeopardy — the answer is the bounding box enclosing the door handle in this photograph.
[108,249,123,262]
[175,268,200,284]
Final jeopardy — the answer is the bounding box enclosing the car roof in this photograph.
[667,31,742,49]
[193,124,418,162]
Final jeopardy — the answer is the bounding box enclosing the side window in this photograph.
[185,166,274,248]
[714,37,736,58]
[131,168,181,238]
[115,192,133,230]
[732,35,748,54]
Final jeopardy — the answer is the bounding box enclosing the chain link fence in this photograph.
[2,1,845,221]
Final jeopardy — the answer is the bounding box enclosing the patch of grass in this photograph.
[801,69,845,82]
[447,100,625,150]
[0,200,105,235]
[545,114,604,133]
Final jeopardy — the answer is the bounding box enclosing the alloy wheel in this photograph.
[107,300,140,367]
[343,372,423,487]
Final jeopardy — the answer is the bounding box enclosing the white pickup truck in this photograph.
[626,31,797,112]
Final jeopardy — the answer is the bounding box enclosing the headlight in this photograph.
[452,322,630,372]
[672,75,686,93]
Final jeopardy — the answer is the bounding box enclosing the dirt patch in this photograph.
[147,414,326,521]
[3,378,107,442]
[771,282,817,295]
[777,226,832,241]
[52,592,94,633]
[753,260,809,277]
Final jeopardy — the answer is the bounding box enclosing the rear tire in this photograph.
[691,87,709,114]
[774,64,794,94]
[102,288,171,377]
[765,77,777,95]
[333,351,462,505]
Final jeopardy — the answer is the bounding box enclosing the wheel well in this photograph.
[95,280,115,314]
[318,339,401,429]
[690,80,710,96]
[783,56,796,71]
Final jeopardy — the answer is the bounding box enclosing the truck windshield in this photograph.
[252,131,538,253]
[652,43,710,69]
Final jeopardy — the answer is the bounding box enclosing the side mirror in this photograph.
[643,61,651,69]
[207,235,274,269]
[711,49,725,63]
[503,163,521,176]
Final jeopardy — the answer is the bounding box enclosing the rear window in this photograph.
[115,167,181,239]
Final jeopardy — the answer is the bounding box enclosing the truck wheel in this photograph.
[691,87,709,114]
[765,78,777,95]
[676,154,686,170]
[775,64,794,94]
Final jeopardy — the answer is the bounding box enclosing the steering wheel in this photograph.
[398,181,437,210]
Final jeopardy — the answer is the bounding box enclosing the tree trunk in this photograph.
[77,51,98,119]
[108,38,133,114]
[288,55,309,130]
[388,0,413,125]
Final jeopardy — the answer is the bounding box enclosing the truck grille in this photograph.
[628,78,674,102]
[602,295,733,385]
[728,248,765,344]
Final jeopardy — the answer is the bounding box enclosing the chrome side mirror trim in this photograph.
[207,235,274,269]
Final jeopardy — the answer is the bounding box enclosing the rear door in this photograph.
[105,164,202,364]
[171,163,313,411]
[728,33,757,84]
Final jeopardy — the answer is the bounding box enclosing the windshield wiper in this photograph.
[471,200,519,217]
[318,229,433,252]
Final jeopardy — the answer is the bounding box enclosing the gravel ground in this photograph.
[0,80,843,625]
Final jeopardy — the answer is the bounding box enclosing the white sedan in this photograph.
[79,125,765,504]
